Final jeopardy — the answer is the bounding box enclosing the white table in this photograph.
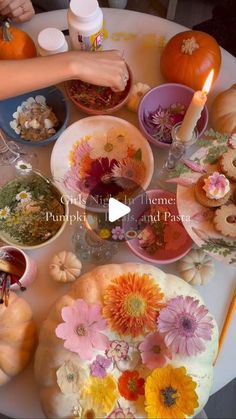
[0,8,235,419]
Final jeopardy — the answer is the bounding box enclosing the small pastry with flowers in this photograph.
[195,171,231,207]
[35,263,218,419]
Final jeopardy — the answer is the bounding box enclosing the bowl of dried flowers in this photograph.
[138,83,208,149]
[0,87,70,146]
[65,67,133,115]
[0,162,68,249]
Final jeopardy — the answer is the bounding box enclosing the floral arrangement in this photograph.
[0,162,65,246]
[64,128,147,202]
[137,204,188,254]
[143,102,186,144]
[55,273,214,419]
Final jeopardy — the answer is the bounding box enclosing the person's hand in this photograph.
[70,50,129,92]
[0,0,35,22]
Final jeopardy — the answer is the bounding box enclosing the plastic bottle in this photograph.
[68,0,103,51]
[37,28,69,56]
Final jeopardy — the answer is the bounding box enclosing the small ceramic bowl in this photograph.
[123,189,193,264]
[0,246,37,290]
[0,86,70,146]
[138,83,209,149]
[65,67,133,115]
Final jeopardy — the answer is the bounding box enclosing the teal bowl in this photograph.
[0,86,70,146]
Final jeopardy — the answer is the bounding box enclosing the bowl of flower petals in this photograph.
[0,87,69,146]
[123,189,193,264]
[65,67,133,115]
[138,83,208,149]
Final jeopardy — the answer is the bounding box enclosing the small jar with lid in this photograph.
[68,0,103,51]
[37,27,69,56]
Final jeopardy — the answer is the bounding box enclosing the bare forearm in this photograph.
[0,50,128,100]
[0,52,75,100]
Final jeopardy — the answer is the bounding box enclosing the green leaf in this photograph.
[169,162,190,178]
[134,148,142,161]
[203,145,228,164]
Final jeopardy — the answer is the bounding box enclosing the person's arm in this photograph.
[0,50,129,100]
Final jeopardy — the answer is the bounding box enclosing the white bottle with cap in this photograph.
[68,0,103,51]
[38,27,69,56]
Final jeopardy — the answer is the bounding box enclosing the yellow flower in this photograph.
[99,228,111,239]
[83,374,118,414]
[145,365,199,419]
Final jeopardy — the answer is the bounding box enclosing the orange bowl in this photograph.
[65,66,133,115]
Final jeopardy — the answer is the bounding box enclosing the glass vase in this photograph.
[156,122,198,191]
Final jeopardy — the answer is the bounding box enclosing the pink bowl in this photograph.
[1,246,37,290]
[138,83,209,149]
[123,189,193,265]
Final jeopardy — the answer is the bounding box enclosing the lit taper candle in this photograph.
[178,70,214,142]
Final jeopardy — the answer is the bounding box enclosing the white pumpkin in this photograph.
[179,249,215,285]
[211,84,236,135]
[126,82,151,112]
[49,251,82,283]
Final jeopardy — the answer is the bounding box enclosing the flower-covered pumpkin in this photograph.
[160,30,221,91]
[0,292,36,386]
[35,263,218,419]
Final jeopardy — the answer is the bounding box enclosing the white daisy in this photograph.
[15,160,32,173]
[0,206,10,219]
[90,131,128,160]
[16,191,32,204]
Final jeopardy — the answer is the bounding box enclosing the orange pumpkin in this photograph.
[0,20,37,60]
[160,30,221,91]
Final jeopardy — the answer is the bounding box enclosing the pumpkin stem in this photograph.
[181,37,199,55]
[1,19,13,42]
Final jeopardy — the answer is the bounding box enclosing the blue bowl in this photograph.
[0,86,70,146]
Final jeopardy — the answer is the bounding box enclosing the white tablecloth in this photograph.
[0,8,235,419]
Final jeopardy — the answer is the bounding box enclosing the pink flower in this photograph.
[55,299,109,360]
[203,172,230,199]
[182,159,207,173]
[106,340,129,362]
[112,226,125,240]
[107,407,135,419]
[90,355,112,378]
[158,296,214,357]
[139,332,171,369]
[73,139,92,167]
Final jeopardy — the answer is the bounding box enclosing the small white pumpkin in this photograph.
[179,249,215,285]
[126,82,151,112]
[49,251,82,283]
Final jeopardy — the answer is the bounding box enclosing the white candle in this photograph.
[178,70,214,142]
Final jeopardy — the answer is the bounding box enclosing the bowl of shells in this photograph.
[0,86,70,146]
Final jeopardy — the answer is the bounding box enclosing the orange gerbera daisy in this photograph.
[118,370,145,401]
[145,365,199,419]
[79,155,92,176]
[103,273,164,337]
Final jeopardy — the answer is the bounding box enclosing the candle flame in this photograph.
[202,70,214,94]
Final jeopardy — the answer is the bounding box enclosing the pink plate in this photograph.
[124,189,192,264]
